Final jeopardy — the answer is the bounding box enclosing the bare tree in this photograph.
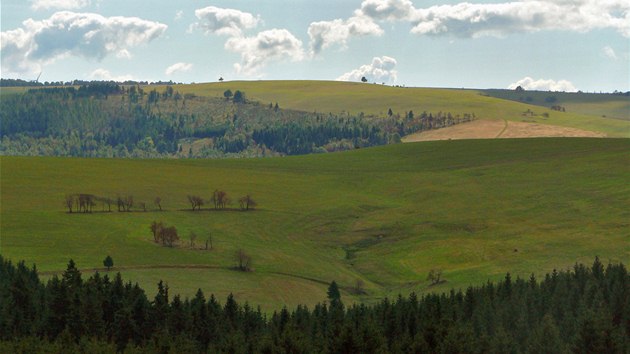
[124,195,133,212]
[65,195,75,213]
[161,226,179,247]
[235,248,251,271]
[238,195,257,211]
[103,198,113,212]
[187,195,204,211]
[354,279,366,295]
[427,269,443,285]
[139,202,147,212]
[211,190,230,209]
[150,221,164,243]
[78,194,95,213]
[206,232,212,251]
[189,232,197,248]
[154,197,162,211]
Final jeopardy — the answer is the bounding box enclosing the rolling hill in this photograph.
[172,80,630,138]
[2,138,629,311]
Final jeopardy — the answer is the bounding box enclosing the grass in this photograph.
[483,89,630,121]
[2,138,629,310]
[170,81,630,137]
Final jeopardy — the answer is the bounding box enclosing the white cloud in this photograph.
[603,46,618,60]
[175,10,184,21]
[337,56,398,83]
[225,28,305,75]
[165,62,193,76]
[194,6,260,37]
[31,0,90,10]
[116,49,131,59]
[357,0,416,21]
[0,11,167,75]
[508,77,577,92]
[308,16,383,55]
[408,0,630,38]
[89,68,134,82]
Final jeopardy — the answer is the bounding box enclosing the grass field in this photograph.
[484,89,630,121]
[2,138,629,311]
[171,81,630,137]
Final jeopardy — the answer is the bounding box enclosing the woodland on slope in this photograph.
[0,82,474,158]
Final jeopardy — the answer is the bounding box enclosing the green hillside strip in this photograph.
[173,80,630,137]
[484,89,630,121]
[2,138,629,309]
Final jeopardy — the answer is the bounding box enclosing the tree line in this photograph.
[64,192,256,213]
[0,256,627,353]
[1,83,476,158]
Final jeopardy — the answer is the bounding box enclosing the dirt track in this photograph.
[402,119,606,142]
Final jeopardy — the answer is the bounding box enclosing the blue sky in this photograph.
[1,0,629,92]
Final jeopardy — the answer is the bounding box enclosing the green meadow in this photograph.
[173,81,630,137]
[2,138,629,311]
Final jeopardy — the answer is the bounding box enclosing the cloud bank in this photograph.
[508,77,577,92]
[308,0,630,55]
[408,0,630,38]
[1,11,167,75]
[337,56,398,83]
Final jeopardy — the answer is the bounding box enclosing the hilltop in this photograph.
[2,80,628,160]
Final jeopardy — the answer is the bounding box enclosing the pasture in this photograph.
[2,138,629,311]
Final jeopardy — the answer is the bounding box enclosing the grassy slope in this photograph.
[483,89,630,121]
[172,81,630,137]
[2,139,629,310]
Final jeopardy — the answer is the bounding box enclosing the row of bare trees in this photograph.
[187,190,257,211]
[65,192,255,213]
[65,194,163,213]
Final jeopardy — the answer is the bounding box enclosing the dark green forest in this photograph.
[1,256,628,353]
[0,82,474,158]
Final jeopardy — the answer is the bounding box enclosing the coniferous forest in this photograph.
[0,82,474,158]
[1,256,628,353]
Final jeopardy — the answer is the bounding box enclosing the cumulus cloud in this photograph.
[194,6,260,37]
[357,0,416,21]
[337,56,397,83]
[331,0,630,39]
[0,11,167,75]
[508,77,577,92]
[175,10,184,21]
[90,68,134,82]
[31,0,90,10]
[165,62,193,76]
[308,16,383,55]
[602,46,618,60]
[225,29,304,75]
[407,0,630,38]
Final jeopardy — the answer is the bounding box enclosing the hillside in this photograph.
[0,82,471,157]
[2,138,629,311]
[173,81,630,138]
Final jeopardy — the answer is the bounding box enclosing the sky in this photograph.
[1,0,629,92]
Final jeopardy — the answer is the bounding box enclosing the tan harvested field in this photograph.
[402,119,607,142]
